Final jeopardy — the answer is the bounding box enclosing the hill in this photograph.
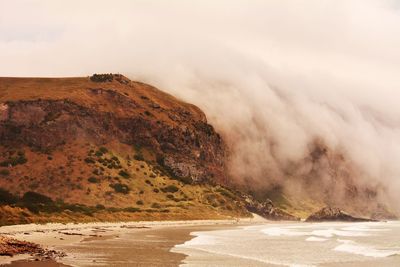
[0,74,252,225]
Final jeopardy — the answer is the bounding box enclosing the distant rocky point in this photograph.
[306,207,376,222]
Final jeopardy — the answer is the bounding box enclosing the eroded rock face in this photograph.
[306,207,375,222]
[243,194,299,221]
[0,82,227,184]
[0,103,8,121]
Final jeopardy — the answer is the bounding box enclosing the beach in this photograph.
[1,217,399,267]
[0,215,266,266]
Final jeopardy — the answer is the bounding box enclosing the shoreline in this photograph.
[0,214,267,266]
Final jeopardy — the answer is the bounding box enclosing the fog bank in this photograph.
[1,0,400,211]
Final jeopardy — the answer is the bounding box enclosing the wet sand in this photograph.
[3,226,195,266]
[1,215,266,266]
[58,226,214,266]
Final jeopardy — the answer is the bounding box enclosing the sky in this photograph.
[1,0,400,209]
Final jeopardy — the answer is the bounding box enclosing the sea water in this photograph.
[172,221,400,267]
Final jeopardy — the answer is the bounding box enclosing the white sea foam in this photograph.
[173,222,400,267]
[341,225,389,232]
[262,227,309,236]
[311,228,369,238]
[334,239,399,258]
[306,236,328,242]
[175,233,216,247]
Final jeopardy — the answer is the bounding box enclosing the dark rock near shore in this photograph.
[306,207,376,222]
[243,195,299,221]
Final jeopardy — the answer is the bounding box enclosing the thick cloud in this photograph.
[1,0,400,211]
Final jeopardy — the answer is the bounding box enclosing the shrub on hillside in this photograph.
[0,188,19,204]
[88,177,100,183]
[85,157,95,164]
[0,169,10,176]
[22,191,53,204]
[109,183,130,194]
[0,153,27,167]
[161,185,179,193]
[151,203,161,209]
[123,207,140,212]
[216,187,236,199]
[90,73,114,82]
[99,147,108,154]
[118,170,130,179]
[133,153,144,161]
[96,204,106,210]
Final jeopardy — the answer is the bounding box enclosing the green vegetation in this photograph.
[109,183,130,194]
[96,204,105,210]
[88,177,100,183]
[0,188,18,204]
[123,207,140,212]
[0,151,27,167]
[216,187,236,199]
[0,189,134,216]
[133,154,144,161]
[161,185,179,193]
[22,191,53,204]
[151,202,161,209]
[118,170,131,179]
[0,169,10,176]
[90,73,114,82]
[99,147,108,154]
[84,157,95,164]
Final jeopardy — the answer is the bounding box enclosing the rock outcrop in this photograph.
[306,207,376,222]
[243,195,299,221]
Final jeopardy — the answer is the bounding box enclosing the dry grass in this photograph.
[0,140,249,225]
[0,76,206,124]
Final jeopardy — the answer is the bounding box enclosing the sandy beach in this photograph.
[0,215,266,266]
[3,217,397,267]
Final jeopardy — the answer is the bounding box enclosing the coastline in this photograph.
[0,214,267,266]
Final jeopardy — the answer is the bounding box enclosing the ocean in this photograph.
[172,221,400,267]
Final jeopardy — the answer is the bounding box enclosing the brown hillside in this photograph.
[0,74,249,225]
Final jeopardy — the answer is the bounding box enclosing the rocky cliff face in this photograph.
[0,75,226,185]
[242,194,299,221]
[0,75,254,224]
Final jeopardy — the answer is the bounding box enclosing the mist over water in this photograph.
[1,0,400,211]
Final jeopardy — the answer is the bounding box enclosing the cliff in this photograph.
[0,74,250,224]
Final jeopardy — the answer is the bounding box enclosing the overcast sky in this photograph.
[1,0,400,208]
